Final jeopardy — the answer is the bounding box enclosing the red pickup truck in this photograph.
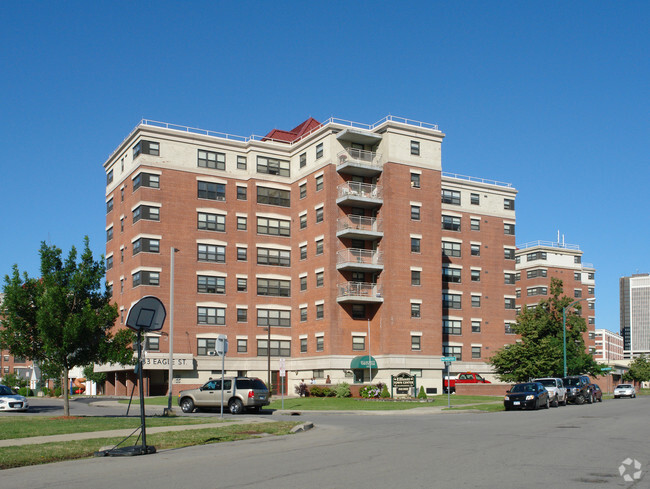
[443,372,491,393]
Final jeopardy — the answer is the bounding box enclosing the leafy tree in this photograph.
[623,355,650,383]
[489,278,601,382]
[1,372,28,391]
[0,237,134,415]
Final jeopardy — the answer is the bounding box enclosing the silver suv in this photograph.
[178,377,270,414]
[532,378,567,407]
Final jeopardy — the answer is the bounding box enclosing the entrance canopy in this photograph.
[350,355,377,369]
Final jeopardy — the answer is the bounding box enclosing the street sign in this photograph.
[601,367,613,371]
[279,358,286,377]
[440,356,457,362]
[215,335,228,357]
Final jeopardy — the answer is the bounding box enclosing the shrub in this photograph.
[18,387,33,397]
[335,382,351,398]
[418,386,427,399]
[309,386,325,397]
[380,384,390,398]
[360,383,384,398]
[54,387,62,397]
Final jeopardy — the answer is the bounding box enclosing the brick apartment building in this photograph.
[515,240,596,353]
[593,328,624,362]
[100,115,518,397]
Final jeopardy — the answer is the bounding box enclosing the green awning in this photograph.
[350,355,377,369]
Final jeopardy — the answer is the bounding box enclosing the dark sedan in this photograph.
[590,384,603,402]
[504,382,550,411]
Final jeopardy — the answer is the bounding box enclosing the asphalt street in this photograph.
[1,396,648,488]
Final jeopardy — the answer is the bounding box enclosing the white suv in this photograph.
[532,378,567,407]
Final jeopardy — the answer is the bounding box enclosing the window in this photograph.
[411,173,420,188]
[257,278,291,297]
[516,289,521,298]
[257,248,291,267]
[504,273,516,284]
[442,215,461,231]
[132,205,159,223]
[527,251,547,261]
[198,212,225,232]
[504,199,515,210]
[410,140,420,156]
[198,181,225,201]
[471,321,481,333]
[316,271,324,287]
[237,278,247,292]
[316,175,323,191]
[504,223,515,235]
[316,336,324,351]
[237,339,247,353]
[132,271,160,287]
[442,241,461,257]
[300,276,307,291]
[470,219,480,231]
[257,156,290,177]
[527,287,548,296]
[471,269,481,282]
[411,238,421,253]
[505,298,516,309]
[300,183,307,199]
[300,244,307,260]
[198,244,225,263]
[132,238,160,255]
[300,307,307,322]
[443,293,462,309]
[121,249,124,263]
[300,214,307,229]
[443,345,462,361]
[237,216,247,231]
[257,217,290,236]
[471,295,481,308]
[443,320,462,335]
[257,187,290,207]
[300,338,308,353]
[198,276,226,294]
[574,289,582,298]
[574,255,582,264]
[316,207,324,223]
[145,337,159,351]
[316,143,323,159]
[411,270,421,286]
[106,255,113,270]
[588,273,595,280]
[237,186,247,200]
[237,155,247,170]
[411,205,421,220]
[588,317,595,325]
[442,267,461,283]
[527,269,547,279]
[257,339,291,357]
[352,304,365,319]
[120,217,124,233]
[316,303,324,319]
[257,309,291,327]
[300,152,307,168]
[237,247,247,261]
[515,272,521,281]
[121,188,124,201]
[197,338,216,356]
[441,189,461,205]
[472,346,482,359]
[588,301,595,310]
[237,308,247,322]
[574,272,581,281]
[505,323,515,334]
[197,307,225,325]
[352,336,366,351]
[470,193,480,205]
[588,287,595,295]
[411,335,421,351]
[411,303,421,318]
[106,227,113,242]
[198,150,225,170]
[133,172,160,190]
[107,169,113,185]
[106,197,113,214]
[504,248,515,260]
[316,239,324,255]
[133,140,159,158]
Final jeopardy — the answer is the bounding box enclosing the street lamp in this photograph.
[563,297,595,377]
[167,247,180,413]
[266,326,271,393]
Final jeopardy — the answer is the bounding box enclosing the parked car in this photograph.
[532,378,567,407]
[590,384,603,402]
[0,384,29,412]
[443,372,491,394]
[178,377,270,414]
[614,384,636,399]
[563,375,592,404]
[504,382,550,410]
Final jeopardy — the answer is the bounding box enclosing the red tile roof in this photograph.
[263,117,322,143]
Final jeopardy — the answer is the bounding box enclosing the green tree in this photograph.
[623,355,650,383]
[0,237,134,415]
[489,278,601,382]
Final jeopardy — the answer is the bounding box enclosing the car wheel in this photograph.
[561,395,567,406]
[614,395,619,399]
[551,396,559,407]
[504,405,511,411]
[586,392,592,404]
[180,398,195,413]
[576,394,585,405]
[632,394,636,398]
[598,396,602,402]
[545,397,550,409]
[229,398,244,415]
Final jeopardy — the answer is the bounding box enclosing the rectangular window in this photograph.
[300,244,307,260]
[504,199,515,210]
[443,293,462,309]
[588,273,595,280]
[574,272,581,281]
[527,269,548,279]
[443,345,462,361]
[106,227,113,242]
[504,273,516,284]
[471,269,481,282]
[132,205,159,223]
[505,298,516,309]
[237,155,247,170]
[352,336,366,351]
[257,187,290,207]
[472,346,482,359]
[411,303,421,318]
[504,223,515,235]
[316,239,324,255]
[411,336,421,351]
[516,289,521,298]
[107,169,113,185]
[133,172,160,191]
[505,323,515,335]
[197,276,225,294]
[574,255,582,264]
[351,304,366,319]
[471,295,481,308]
[133,140,159,158]
[257,248,291,267]
[470,193,480,205]
[300,338,308,353]
[504,248,515,260]
[237,216,247,231]
[316,175,323,191]
[106,255,113,270]
[197,338,216,356]
[145,337,159,351]
[300,214,307,229]
[441,189,461,205]
[574,289,582,298]
[410,140,420,156]
[237,186,247,200]
[198,181,226,201]
[300,275,307,291]
[197,307,225,325]
[257,339,291,357]
[257,156,290,177]
[300,152,307,168]
[411,238,421,253]
[300,307,307,322]
[470,219,480,231]
[443,319,462,335]
[132,271,159,287]
[442,215,461,231]
[198,244,226,263]
[132,238,160,255]
[257,278,291,297]
[411,205,421,220]
[471,321,481,333]
[316,304,324,319]
[106,197,113,214]
[257,309,291,327]
[316,143,323,159]
[411,270,421,286]
[234,307,246,322]
[442,241,461,257]
[237,278,247,292]
[527,287,548,296]
[237,247,247,261]
[471,244,481,257]
[316,207,324,223]
[442,267,461,283]
[411,173,420,188]
[316,336,324,352]
[300,183,307,199]
[198,212,225,232]
[237,339,247,353]
[257,217,290,237]
[588,287,595,295]
[316,271,324,288]
[527,251,547,261]
[198,150,225,170]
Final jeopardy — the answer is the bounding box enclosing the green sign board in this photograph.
[601,367,613,371]
[440,356,456,362]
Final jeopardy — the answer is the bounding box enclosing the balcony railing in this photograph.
[337,181,383,200]
[337,149,383,170]
[337,215,383,234]
[337,282,384,300]
[337,248,383,267]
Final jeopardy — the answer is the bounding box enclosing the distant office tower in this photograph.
[620,274,650,358]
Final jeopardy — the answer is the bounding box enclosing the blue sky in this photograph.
[1,1,648,333]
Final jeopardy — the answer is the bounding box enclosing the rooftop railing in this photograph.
[337,181,383,200]
[337,281,384,299]
[517,240,581,251]
[442,172,513,188]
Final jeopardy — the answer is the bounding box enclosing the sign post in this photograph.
[216,335,228,418]
[279,358,286,410]
[441,356,456,408]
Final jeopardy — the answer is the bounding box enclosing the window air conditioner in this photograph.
[208,351,217,356]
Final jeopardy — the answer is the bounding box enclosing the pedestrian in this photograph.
[325,375,331,384]
[310,377,316,385]
[299,380,306,397]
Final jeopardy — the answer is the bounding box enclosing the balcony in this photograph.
[337,149,383,177]
[336,248,384,272]
[336,215,383,241]
[337,281,384,304]
[336,182,383,208]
